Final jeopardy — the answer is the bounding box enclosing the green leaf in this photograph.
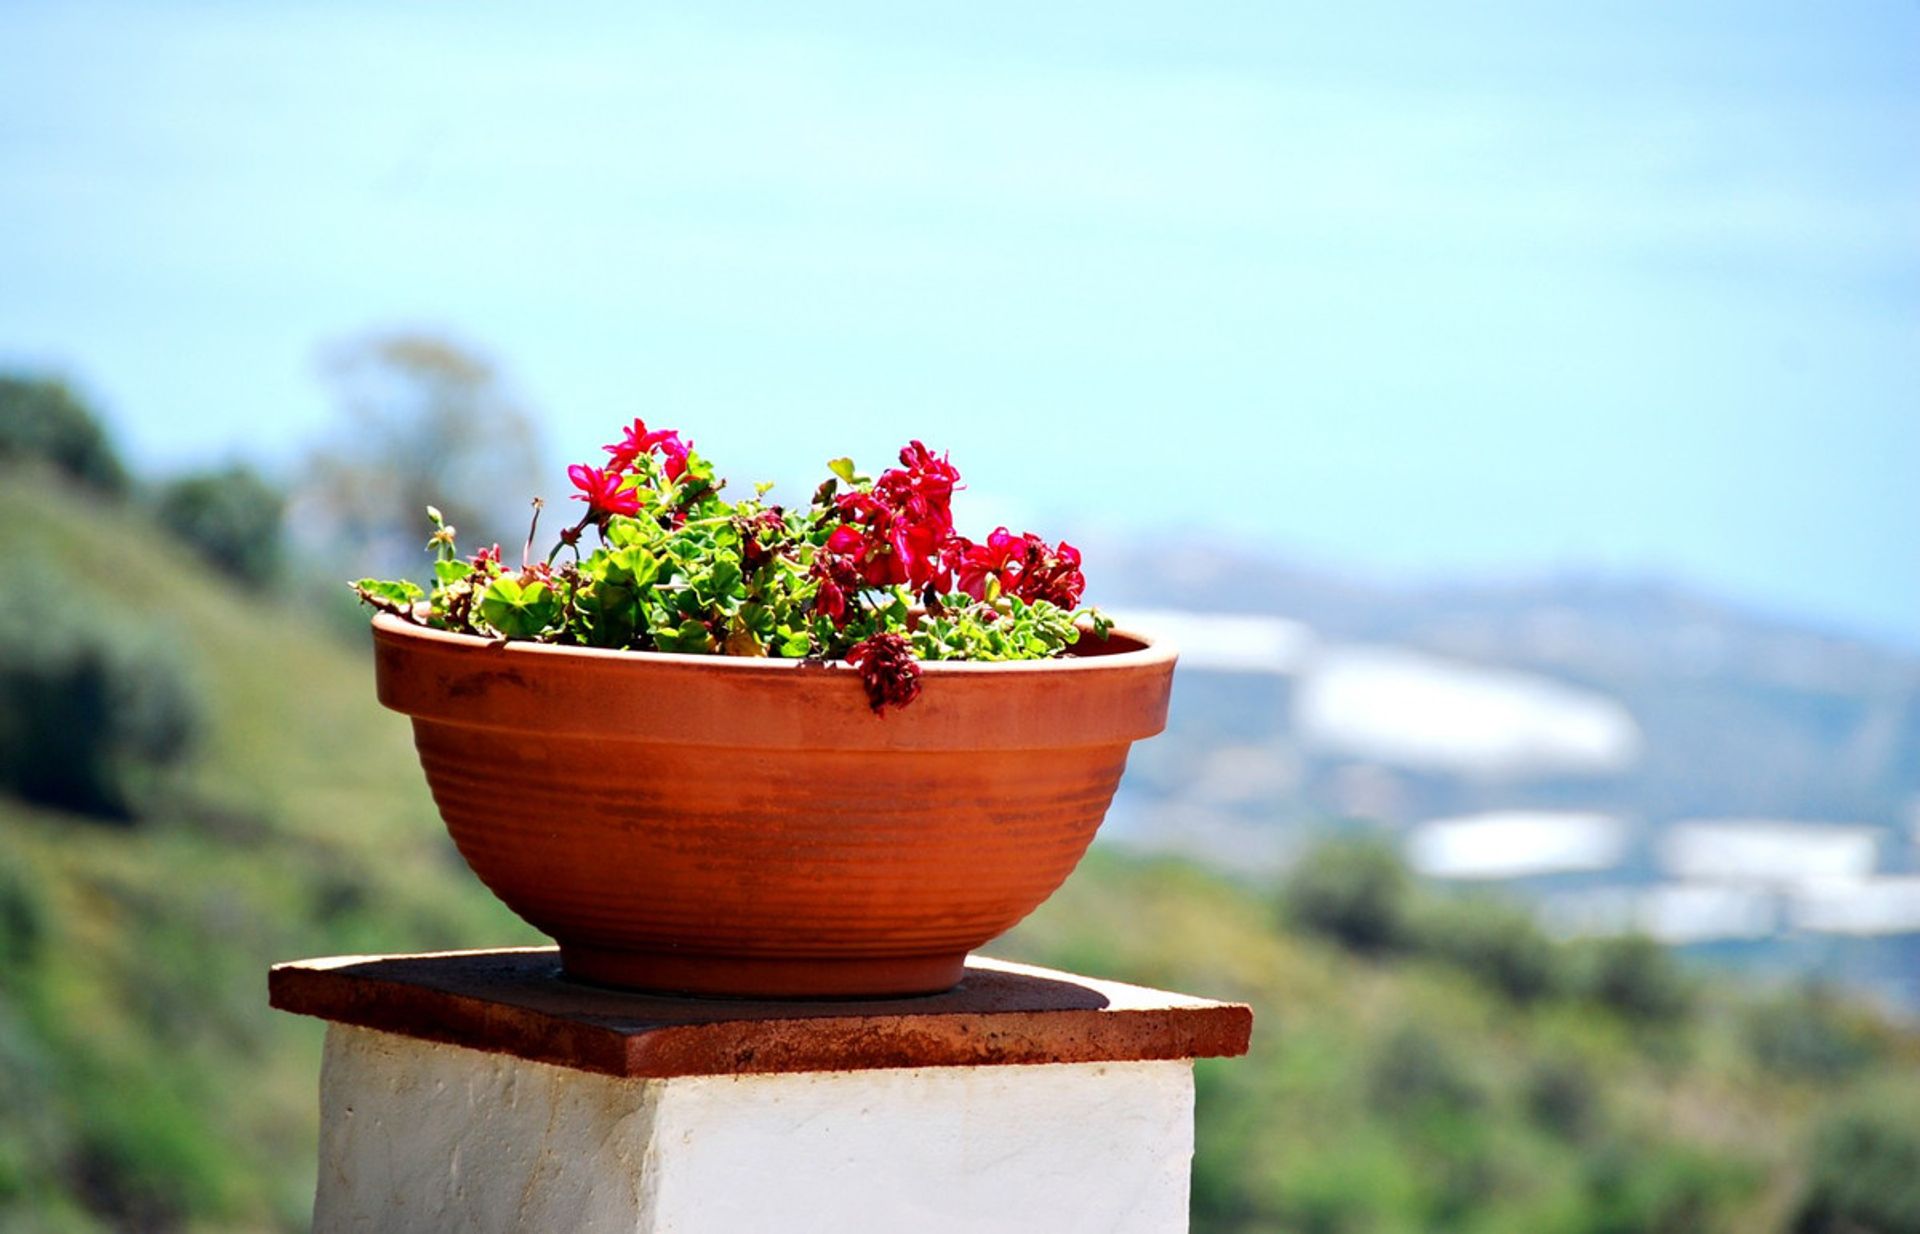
[352,578,423,612]
[656,623,715,654]
[611,546,664,590]
[701,559,743,602]
[434,560,474,585]
[479,576,560,639]
[740,602,777,640]
[573,570,640,648]
[827,457,857,484]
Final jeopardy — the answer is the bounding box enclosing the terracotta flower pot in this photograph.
[371,613,1176,998]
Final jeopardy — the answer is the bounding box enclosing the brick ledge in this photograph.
[269,948,1253,1079]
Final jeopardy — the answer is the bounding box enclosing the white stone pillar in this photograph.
[272,950,1250,1234]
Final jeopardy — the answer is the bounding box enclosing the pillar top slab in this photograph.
[269,948,1252,1079]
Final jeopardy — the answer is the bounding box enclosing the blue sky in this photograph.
[2,1,1915,642]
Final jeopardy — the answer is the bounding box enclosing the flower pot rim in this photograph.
[368,610,1178,678]
[371,610,1177,749]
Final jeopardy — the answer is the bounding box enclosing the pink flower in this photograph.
[569,464,644,518]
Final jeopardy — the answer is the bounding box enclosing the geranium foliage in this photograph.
[353,421,1108,711]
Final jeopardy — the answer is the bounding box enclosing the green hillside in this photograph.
[0,465,543,1231]
[2,463,1918,1233]
[1005,851,1920,1233]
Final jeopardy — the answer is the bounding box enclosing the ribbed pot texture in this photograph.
[371,612,1176,998]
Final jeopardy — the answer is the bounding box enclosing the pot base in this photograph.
[558,944,970,1000]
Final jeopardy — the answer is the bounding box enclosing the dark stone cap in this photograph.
[269,948,1253,1079]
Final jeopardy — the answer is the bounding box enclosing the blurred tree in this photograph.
[0,861,45,975]
[1579,1141,1746,1234]
[0,587,198,821]
[1743,984,1885,1082]
[1367,1024,1484,1119]
[0,373,129,493]
[298,332,544,579]
[1791,1099,1920,1234]
[1413,893,1561,1003]
[156,464,285,588]
[1280,835,1411,954]
[1573,934,1694,1025]
[1524,1053,1601,1143]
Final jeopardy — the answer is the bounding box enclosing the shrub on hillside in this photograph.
[0,588,198,820]
[1570,934,1693,1025]
[1282,838,1696,1029]
[1413,894,1562,1003]
[0,374,129,493]
[1579,1141,1748,1234]
[155,465,285,587]
[1281,836,1412,954]
[1524,1053,1602,1143]
[1368,1025,1485,1119]
[1744,985,1885,1082]
[1790,1100,1920,1234]
[0,863,45,978]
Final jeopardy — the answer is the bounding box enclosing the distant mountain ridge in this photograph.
[1097,540,1920,828]
[1091,539,1920,1009]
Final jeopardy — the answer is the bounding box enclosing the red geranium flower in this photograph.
[1021,538,1084,607]
[825,524,866,556]
[887,517,947,592]
[879,441,960,512]
[568,464,645,518]
[603,418,692,482]
[656,434,690,483]
[845,632,922,714]
[820,442,962,594]
[949,527,1019,599]
[950,528,1084,607]
[739,508,789,574]
[810,545,865,627]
